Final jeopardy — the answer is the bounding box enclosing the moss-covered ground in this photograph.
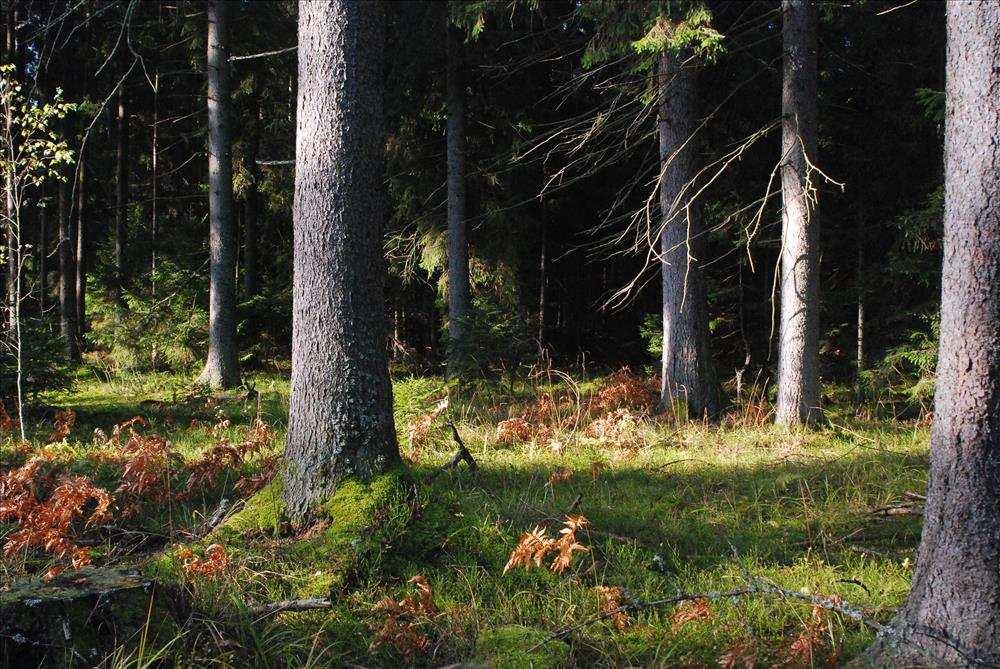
[0,371,929,667]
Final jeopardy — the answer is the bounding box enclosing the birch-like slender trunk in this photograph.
[74,154,87,335]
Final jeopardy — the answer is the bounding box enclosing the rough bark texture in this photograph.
[861,3,1000,666]
[775,0,820,426]
[282,0,400,525]
[57,179,78,361]
[75,155,87,335]
[114,77,129,311]
[446,21,471,374]
[197,0,241,389]
[657,50,720,419]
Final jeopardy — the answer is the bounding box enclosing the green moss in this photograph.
[289,468,412,593]
[142,547,185,583]
[167,468,414,598]
[214,477,285,541]
[476,625,570,669]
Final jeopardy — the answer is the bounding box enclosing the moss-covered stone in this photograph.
[0,566,179,667]
[476,625,571,669]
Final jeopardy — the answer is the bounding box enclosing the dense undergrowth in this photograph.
[0,369,929,667]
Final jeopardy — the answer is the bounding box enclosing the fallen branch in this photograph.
[528,587,754,651]
[870,503,923,516]
[441,422,477,472]
[246,597,334,618]
[529,575,969,665]
[229,45,297,62]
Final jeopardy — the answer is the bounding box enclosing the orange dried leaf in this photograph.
[594,586,631,630]
[670,598,712,632]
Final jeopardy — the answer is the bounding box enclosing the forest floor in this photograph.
[1,369,929,667]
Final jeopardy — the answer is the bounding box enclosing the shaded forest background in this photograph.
[6,0,944,413]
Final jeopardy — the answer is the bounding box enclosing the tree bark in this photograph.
[57,179,78,362]
[114,76,129,312]
[3,0,17,335]
[151,72,158,284]
[37,191,46,316]
[446,20,471,375]
[75,154,87,335]
[855,212,865,399]
[775,0,820,426]
[657,49,719,419]
[861,3,1000,665]
[243,105,260,298]
[538,192,546,348]
[197,0,241,389]
[282,0,400,525]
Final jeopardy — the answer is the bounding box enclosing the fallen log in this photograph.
[0,567,179,666]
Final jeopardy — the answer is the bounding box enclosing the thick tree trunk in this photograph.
[775,0,820,426]
[283,0,400,525]
[446,21,471,375]
[197,0,241,389]
[861,3,1000,665]
[75,155,87,335]
[114,78,129,312]
[57,179,78,362]
[657,49,719,419]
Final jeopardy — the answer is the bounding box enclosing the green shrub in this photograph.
[85,261,208,374]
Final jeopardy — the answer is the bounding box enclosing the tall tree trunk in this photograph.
[4,0,17,335]
[37,191,46,317]
[151,72,158,284]
[283,0,399,525]
[150,73,160,369]
[862,4,1000,664]
[775,0,820,426]
[446,20,471,375]
[538,192,546,348]
[855,213,865,400]
[657,49,719,419]
[197,0,241,389]
[114,76,129,312]
[75,154,87,335]
[57,179,78,362]
[243,107,260,298]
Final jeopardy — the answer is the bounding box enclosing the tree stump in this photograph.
[0,566,178,666]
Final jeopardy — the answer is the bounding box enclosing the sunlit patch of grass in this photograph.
[0,371,929,666]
